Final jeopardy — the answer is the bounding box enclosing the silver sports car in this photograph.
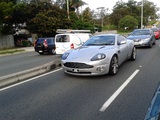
[126,29,156,48]
[61,34,136,76]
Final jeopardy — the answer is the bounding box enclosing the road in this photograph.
[0,40,160,120]
[0,52,61,77]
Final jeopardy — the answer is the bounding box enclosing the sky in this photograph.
[82,0,160,13]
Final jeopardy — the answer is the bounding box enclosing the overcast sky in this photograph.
[82,0,160,13]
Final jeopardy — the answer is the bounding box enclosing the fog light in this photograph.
[97,66,105,72]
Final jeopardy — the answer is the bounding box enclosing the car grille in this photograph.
[66,70,91,74]
[134,39,141,42]
[63,62,93,69]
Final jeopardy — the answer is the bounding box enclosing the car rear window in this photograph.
[37,38,45,43]
[37,38,54,44]
[56,35,70,42]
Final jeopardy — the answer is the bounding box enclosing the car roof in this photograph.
[38,37,54,39]
[94,34,120,37]
[133,28,151,31]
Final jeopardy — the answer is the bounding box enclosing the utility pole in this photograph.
[67,0,70,19]
[141,0,143,29]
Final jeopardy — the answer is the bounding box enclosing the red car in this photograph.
[151,28,160,40]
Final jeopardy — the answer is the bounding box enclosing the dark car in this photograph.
[126,29,156,48]
[34,37,55,55]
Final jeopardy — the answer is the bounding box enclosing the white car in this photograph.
[55,29,92,54]
[61,34,136,76]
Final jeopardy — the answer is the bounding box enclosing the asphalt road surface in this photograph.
[0,40,160,120]
[0,52,61,77]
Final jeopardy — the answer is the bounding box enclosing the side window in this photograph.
[117,36,121,45]
[150,30,153,35]
[47,38,54,44]
[56,35,70,42]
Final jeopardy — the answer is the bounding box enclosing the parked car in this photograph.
[151,28,160,40]
[34,37,55,55]
[61,34,136,76]
[126,29,156,48]
[55,29,92,54]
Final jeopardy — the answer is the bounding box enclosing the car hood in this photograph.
[127,35,151,40]
[66,46,114,62]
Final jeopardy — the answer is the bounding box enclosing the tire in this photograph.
[50,49,56,55]
[109,55,118,75]
[148,42,152,48]
[129,47,136,61]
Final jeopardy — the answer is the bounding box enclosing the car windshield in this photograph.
[131,30,150,36]
[83,35,115,46]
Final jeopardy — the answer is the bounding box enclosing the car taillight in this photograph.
[44,39,48,47]
[34,40,37,47]
[70,43,74,49]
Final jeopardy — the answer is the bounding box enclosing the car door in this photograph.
[150,30,156,44]
[117,35,129,64]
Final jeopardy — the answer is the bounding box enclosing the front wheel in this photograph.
[148,42,153,48]
[109,55,118,75]
[129,47,136,61]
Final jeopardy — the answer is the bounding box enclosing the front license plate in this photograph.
[134,42,139,45]
[73,69,79,72]
[39,50,43,52]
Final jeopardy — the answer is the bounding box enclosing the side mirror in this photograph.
[81,42,84,45]
[121,41,127,44]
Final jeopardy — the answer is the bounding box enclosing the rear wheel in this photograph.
[109,55,118,75]
[50,49,56,55]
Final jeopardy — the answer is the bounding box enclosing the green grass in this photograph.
[0,49,25,55]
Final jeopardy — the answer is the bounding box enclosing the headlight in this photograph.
[91,53,106,61]
[61,53,70,60]
[144,38,150,41]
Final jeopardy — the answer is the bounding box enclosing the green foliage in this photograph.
[27,5,68,36]
[0,0,159,36]
[0,1,14,34]
[109,0,158,29]
[102,24,117,30]
[119,15,138,30]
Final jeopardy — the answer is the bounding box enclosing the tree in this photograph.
[109,0,159,29]
[11,3,29,27]
[70,0,87,17]
[0,1,14,34]
[27,4,68,36]
[109,1,129,28]
[119,15,138,30]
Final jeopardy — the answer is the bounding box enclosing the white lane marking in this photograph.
[99,69,139,112]
[0,68,62,92]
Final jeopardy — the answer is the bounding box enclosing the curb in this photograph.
[0,60,62,88]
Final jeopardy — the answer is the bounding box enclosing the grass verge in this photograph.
[0,49,25,55]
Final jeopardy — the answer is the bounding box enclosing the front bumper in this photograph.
[134,40,150,47]
[62,62,110,76]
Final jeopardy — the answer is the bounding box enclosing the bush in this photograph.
[119,15,138,30]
